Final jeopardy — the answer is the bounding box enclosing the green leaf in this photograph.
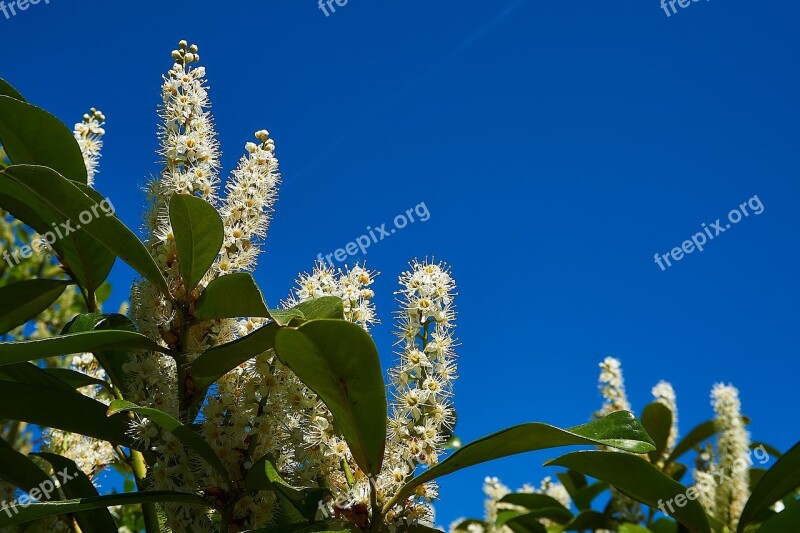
[498,493,573,523]
[546,451,710,533]
[496,510,546,533]
[169,194,224,293]
[189,322,279,410]
[194,272,269,321]
[0,381,133,446]
[33,452,117,533]
[0,96,87,182]
[0,491,217,527]
[0,362,74,391]
[245,455,328,521]
[618,524,653,533]
[268,308,305,326]
[757,499,800,533]
[274,319,387,476]
[0,279,70,334]
[0,165,169,295]
[649,518,679,533]
[0,175,115,294]
[41,368,111,392]
[0,330,169,367]
[390,411,655,507]
[0,78,25,101]
[562,510,615,531]
[556,470,587,503]
[641,402,673,463]
[62,313,139,395]
[0,444,51,493]
[570,481,610,511]
[738,440,800,531]
[293,296,345,320]
[107,400,230,488]
[665,416,749,466]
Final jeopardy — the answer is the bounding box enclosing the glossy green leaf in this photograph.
[0,96,87,182]
[0,165,169,295]
[33,452,117,533]
[107,400,230,488]
[546,451,710,533]
[498,493,573,523]
[389,411,655,508]
[169,194,224,292]
[189,322,279,410]
[0,381,133,446]
[738,440,800,531]
[194,272,269,321]
[0,173,115,293]
[0,330,169,367]
[0,78,25,101]
[641,402,673,463]
[274,319,387,476]
[268,308,305,326]
[293,296,345,320]
[0,491,217,527]
[0,279,70,333]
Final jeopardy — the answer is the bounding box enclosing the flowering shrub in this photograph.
[0,42,796,533]
[451,358,800,533]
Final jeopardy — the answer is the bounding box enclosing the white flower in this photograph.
[652,380,679,461]
[597,356,631,415]
[73,108,105,186]
[711,383,750,530]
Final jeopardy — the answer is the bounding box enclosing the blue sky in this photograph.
[2,0,799,527]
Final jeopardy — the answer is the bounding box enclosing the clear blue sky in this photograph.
[2,0,799,527]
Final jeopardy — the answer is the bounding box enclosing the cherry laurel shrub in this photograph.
[0,42,796,533]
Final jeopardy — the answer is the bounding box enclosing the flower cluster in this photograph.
[217,129,280,274]
[652,380,679,464]
[710,383,751,530]
[124,41,284,531]
[382,260,458,524]
[73,108,105,186]
[596,356,631,416]
[284,262,378,329]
